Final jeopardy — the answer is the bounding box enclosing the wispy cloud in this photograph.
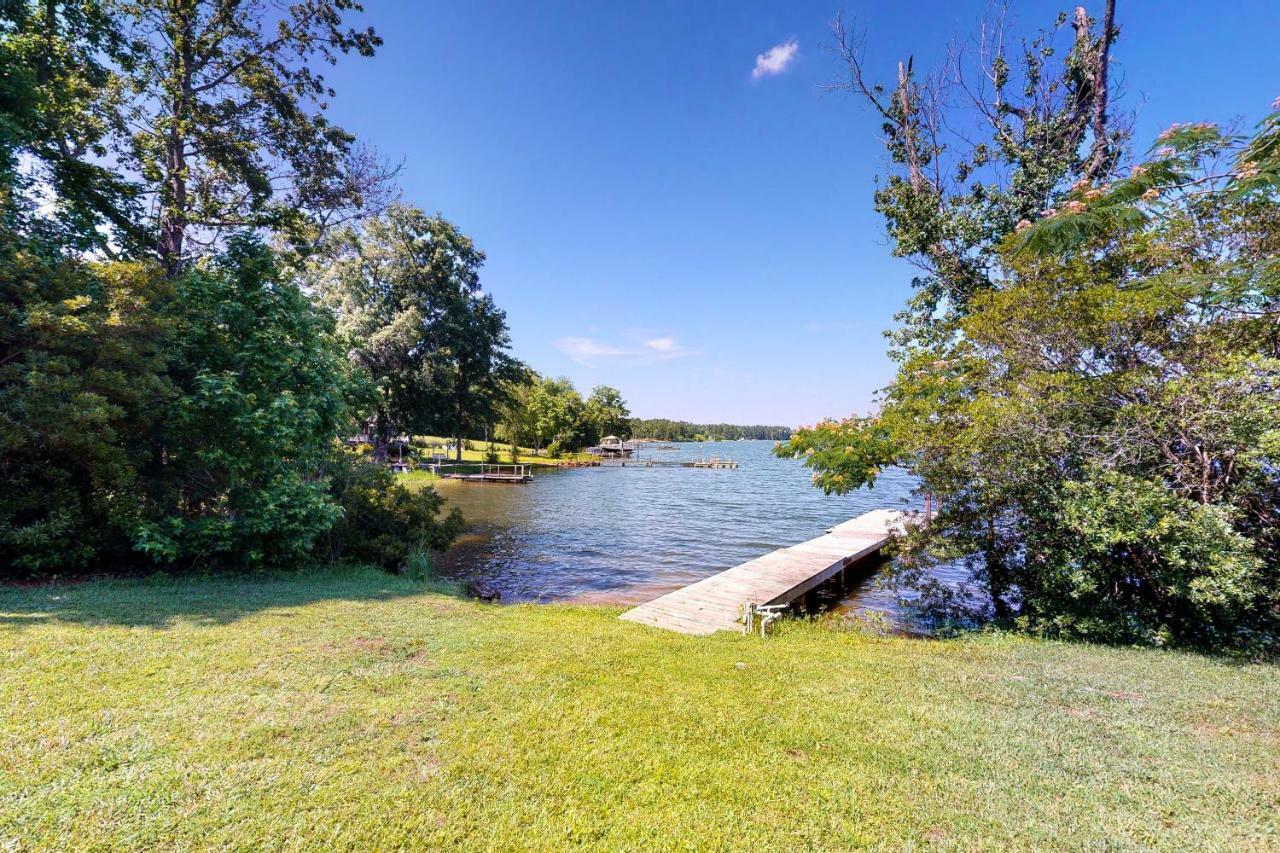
[642,336,680,355]
[554,337,629,362]
[751,38,799,80]
[554,333,695,366]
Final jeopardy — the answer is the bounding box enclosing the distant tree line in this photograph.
[628,420,791,442]
[493,379,630,457]
[458,378,792,453]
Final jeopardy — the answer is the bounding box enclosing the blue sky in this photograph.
[323,1,1279,425]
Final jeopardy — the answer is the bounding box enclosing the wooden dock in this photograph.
[598,457,739,469]
[619,509,905,635]
[434,463,533,483]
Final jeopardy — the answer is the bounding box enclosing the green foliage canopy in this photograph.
[780,10,1278,651]
[315,204,523,459]
[134,238,362,566]
[585,385,631,442]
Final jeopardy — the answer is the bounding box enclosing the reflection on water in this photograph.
[432,440,969,624]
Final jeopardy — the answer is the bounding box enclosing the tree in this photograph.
[0,0,139,252]
[1,3,168,575]
[827,4,1124,350]
[426,289,524,461]
[495,375,537,452]
[0,238,173,575]
[526,376,582,456]
[1,1,465,577]
[584,386,630,442]
[316,204,520,458]
[112,0,388,272]
[135,237,361,566]
[779,7,1279,651]
[784,107,1280,650]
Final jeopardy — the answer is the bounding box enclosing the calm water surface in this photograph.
[432,440,965,622]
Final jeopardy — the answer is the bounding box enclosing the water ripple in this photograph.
[433,441,929,612]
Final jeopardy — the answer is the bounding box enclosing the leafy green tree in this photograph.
[0,239,172,575]
[135,237,361,566]
[420,288,525,462]
[584,386,631,442]
[14,0,387,273]
[1,6,168,574]
[526,376,582,455]
[495,375,537,451]
[779,8,1278,651]
[0,1,138,251]
[782,105,1280,650]
[315,204,520,459]
[1,1,461,578]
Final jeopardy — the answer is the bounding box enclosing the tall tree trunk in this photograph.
[159,5,194,277]
[1084,0,1118,180]
[370,411,392,462]
[160,127,187,276]
[895,58,927,192]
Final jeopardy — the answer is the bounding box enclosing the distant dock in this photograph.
[619,509,905,635]
[433,463,533,483]
[599,457,739,469]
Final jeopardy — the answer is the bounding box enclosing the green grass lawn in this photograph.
[1,567,1275,850]
[395,468,440,490]
[412,435,596,467]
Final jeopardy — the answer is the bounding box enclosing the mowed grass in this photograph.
[414,435,596,467]
[1,568,1276,850]
[395,469,441,489]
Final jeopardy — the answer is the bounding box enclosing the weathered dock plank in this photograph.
[619,509,905,635]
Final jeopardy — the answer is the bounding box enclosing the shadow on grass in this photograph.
[0,564,465,631]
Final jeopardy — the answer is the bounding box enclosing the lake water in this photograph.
[432,440,964,624]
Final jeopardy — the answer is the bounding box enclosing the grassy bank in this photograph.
[413,435,595,467]
[395,469,440,489]
[1,568,1275,849]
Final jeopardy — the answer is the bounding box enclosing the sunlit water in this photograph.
[432,440,970,624]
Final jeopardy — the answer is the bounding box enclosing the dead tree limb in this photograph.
[1085,0,1118,179]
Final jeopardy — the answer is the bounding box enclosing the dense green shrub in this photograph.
[1017,470,1272,647]
[0,239,173,576]
[321,450,463,570]
[133,238,360,568]
[0,235,462,577]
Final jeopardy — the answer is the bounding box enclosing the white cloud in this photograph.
[751,38,799,80]
[554,337,629,363]
[643,336,678,354]
[554,334,695,366]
